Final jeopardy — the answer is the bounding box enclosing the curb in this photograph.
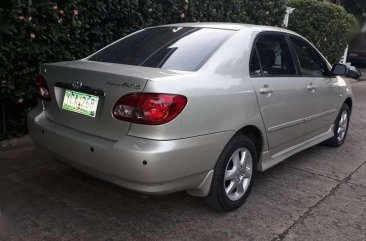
[0,135,33,150]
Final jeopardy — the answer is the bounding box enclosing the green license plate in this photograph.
[62,90,99,117]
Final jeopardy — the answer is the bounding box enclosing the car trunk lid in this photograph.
[41,60,184,140]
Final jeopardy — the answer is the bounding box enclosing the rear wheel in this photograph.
[323,103,350,147]
[205,135,257,211]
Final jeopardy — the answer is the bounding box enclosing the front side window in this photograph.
[290,37,330,77]
[255,34,296,76]
[88,27,234,71]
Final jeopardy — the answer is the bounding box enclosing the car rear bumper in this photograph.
[28,107,233,195]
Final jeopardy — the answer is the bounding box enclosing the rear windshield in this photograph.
[88,27,234,71]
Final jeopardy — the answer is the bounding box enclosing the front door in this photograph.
[289,36,339,136]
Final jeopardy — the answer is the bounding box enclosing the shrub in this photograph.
[0,0,287,141]
[244,0,286,26]
[287,0,358,63]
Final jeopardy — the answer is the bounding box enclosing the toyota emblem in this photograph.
[72,80,82,90]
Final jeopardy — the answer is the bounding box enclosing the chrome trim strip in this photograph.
[268,109,336,133]
[268,118,304,133]
[304,109,336,122]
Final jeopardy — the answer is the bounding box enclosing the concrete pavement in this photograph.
[358,68,366,81]
[0,81,366,241]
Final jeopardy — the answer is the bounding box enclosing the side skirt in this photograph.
[258,125,334,171]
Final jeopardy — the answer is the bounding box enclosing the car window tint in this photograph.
[249,50,261,76]
[290,37,330,77]
[255,35,296,76]
[88,27,234,71]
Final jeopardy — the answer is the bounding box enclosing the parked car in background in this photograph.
[348,33,366,67]
[28,23,353,211]
[346,65,361,79]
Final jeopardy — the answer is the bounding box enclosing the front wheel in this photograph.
[323,103,350,147]
[205,135,257,211]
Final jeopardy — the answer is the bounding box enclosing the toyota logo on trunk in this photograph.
[72,80,82,90]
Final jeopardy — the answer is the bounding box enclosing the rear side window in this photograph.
[255,34,296,76]
[290,37,330,77]
[249,50,261,76]
[88,27,234,71]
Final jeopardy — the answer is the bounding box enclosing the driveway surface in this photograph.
[1,81,366,241]
[358,68,366,81]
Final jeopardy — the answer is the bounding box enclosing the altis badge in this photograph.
[107,81,142,89]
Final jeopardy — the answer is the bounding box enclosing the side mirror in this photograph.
[331,64,347,76]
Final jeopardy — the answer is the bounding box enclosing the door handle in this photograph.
[307,83,317,91]
[259,87,274,94]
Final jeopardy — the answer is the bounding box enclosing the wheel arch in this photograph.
[344,97,353,114]
[235,125,264,162]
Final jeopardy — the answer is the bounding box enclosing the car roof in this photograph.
[159,22,298,35]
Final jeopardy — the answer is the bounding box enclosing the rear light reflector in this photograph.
[35,74,51,101]
[112,93,187,125]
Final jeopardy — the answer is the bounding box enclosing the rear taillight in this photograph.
[112,93,187,125]
[35,74,51,101]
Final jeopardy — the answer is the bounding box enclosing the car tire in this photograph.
[323,103,350,147]
[205,135,257,211]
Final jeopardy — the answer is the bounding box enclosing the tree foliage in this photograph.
[327,0,366,24]
[288,0,358,63]
[0,0,286,140]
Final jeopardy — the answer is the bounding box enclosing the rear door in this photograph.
[289,36,339,135]
[250,33,309,154]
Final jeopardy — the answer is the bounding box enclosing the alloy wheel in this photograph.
[224,148,253,201]
[337,110,348,143]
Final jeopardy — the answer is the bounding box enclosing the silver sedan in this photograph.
[28,23,353,211]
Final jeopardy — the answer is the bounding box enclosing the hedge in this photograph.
[0,0,359,141]
[287,0,358,64]
[0,0,287,141]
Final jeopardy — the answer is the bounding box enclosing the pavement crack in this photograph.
[281,164,341,181]
[273,158,366,241]
[346,181,366,190]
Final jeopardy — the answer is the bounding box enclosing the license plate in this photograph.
[62,90,99,117]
